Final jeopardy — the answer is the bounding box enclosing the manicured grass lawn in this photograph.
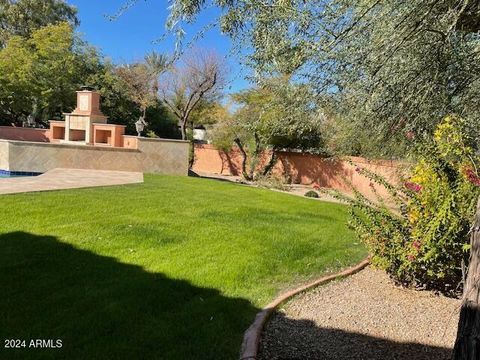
[0,175,366,359]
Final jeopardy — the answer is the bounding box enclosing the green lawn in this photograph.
[0,175,366,359]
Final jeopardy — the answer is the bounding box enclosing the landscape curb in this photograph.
[239,258,370,360]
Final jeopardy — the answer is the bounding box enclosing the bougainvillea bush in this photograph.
[325,116,480,294]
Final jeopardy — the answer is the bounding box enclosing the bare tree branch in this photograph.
[159,48,227,140]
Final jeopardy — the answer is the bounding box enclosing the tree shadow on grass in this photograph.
[0,232,259,360]
[259,311,453,360]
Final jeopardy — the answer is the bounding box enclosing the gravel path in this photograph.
[259,267,460,360]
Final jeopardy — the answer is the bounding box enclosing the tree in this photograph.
[0,21,177,137]
[86,59,178,138]
[188,98,228,128]
[145,51,169,94]
[159,49,226,140]
[0,11,177,137]
[211,77,324,180]
[0,22,99,125]
[0,0,79,47]
[144,101,181,139]
[115,63,158,119]
[165,0,480,157]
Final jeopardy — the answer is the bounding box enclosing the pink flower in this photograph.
[404,181,422,193]
[463,167,480,186]
[407,254,416,261]
[406,131,415,140]
[412,240,421,250]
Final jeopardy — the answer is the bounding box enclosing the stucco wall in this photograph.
[123,135,139,149]
[0,126,50,142]
[193,144,404,198]
[0,141,8,170]
[136,137,189,175]
[2,138,189,175]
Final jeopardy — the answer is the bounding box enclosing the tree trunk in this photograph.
[249,132,261,180]
[453,197,480,360]
[188,141,195,169]
[180,120,186,140]
[188,121,195,169]
[234,138,251,181]
[262,148,278,176]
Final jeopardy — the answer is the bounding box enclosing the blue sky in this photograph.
[68,0,250,93]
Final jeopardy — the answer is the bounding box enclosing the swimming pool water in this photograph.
[0,171,42,178]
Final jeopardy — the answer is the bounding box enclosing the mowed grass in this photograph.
[0,175,366,359]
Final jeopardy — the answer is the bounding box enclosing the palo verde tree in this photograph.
[211,77,324,180]
[164,0,480,157]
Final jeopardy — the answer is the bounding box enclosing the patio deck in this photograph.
[0,168,143,195]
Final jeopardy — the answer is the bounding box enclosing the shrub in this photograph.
[324,116,480,294]
[255,174,289,191]
[304,190,319,198]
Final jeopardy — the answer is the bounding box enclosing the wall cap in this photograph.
[0,126,49,131]
[1,139,140,153]
[123,135,189,144]
[93,123,126,128]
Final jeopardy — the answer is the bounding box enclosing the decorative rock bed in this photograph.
[258,267,460,360]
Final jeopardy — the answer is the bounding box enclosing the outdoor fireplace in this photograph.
[49,89,125,147]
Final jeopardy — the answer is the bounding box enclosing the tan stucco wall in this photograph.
[136,137,189,175]
[1,138,189,175]
[0,141,9,170]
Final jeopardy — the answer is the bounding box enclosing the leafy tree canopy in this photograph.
[0,21,179,138]
[231,77,323,152]
[115,63,158,117]
[0,22,97,124]
[0,0,79,47]
[212,77,324,179]
[167,0,480,157]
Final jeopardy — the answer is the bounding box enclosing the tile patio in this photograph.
[0,168,143,195]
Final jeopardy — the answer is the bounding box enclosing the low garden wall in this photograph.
[193,144,404,198]
[0,126,50,142]
[0,141,8,170]
[1,137,189,175]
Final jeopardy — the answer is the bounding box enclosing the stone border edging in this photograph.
[239,258,370,360]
